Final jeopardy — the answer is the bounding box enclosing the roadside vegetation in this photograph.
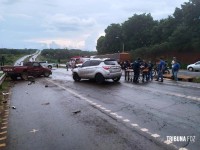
[0,79,12,123]
[40,49,97,63]
[0,48,37,65]
[96,0,200,63]
[193,77,200,83]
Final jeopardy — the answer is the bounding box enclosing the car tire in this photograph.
[44,72,50,77]
[73,73,81,82]
[21,72,28,80]
[188,67,193,71]
[48,65,52,69]
[112,77,121,82]
[95,73,105,84]
[10,75,17,80]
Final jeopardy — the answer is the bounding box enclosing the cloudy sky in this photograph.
[0,0,189,51]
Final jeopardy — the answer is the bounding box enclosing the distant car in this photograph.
[39,61,55,69]
[72,59,122,84]
[187,61,200,71]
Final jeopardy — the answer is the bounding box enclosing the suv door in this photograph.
[78,61,91,78]
[87,60,101,78]
[78,60,101,78]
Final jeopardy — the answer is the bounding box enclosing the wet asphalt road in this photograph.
[4,68,200,150]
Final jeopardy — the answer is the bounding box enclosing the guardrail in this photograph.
[0,73,6,86]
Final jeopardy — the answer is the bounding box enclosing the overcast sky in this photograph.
[0,0,189,51]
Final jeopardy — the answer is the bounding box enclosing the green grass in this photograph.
[0,79,11,123]
[193,77,200,83]
[3,54,26,65]
[0,79,10,93]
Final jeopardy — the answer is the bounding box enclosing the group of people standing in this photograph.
[122,57,180,84]
[131,58,154,83]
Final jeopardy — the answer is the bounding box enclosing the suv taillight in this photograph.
[102,66,111,70]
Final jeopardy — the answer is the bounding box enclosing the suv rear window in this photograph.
[104,60,118,65]
[90,60,101,66]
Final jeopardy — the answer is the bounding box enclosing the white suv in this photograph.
[72,59,122,83]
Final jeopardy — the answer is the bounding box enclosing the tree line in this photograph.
[41,48,97,63]
[96,0,200,60]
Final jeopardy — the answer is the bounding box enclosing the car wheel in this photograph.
[112,77,121,82]
[44,72,50,77]
[73,73,81,82]
[48,65,52,69]
[95,73,105,84]
[188,67,193,71]
[21,72,28,80]
[10,75,17,80]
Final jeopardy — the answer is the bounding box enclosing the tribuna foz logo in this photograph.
[166,136,196,143]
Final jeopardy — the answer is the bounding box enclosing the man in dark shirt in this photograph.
[132,58,141,83]
[155,58,165,82]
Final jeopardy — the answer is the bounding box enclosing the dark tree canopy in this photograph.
[96,0,200,56]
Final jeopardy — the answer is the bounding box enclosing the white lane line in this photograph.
[164,140,173,145]
[100,107,106,110]
[110,112,118,116]
[46,79,182,150]
[131,124,139,127]
[105,109,111,112]
[140,128,148,132]
[0,131,7,135]
[123,119,130,122]
[179,148,188,150]
[151,134,160,138]
[122,82,200,102]
[0,137,7,141]
[115,115,123,119]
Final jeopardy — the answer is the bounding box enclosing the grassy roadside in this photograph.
[0,79,12,123]
[193,77,200,83]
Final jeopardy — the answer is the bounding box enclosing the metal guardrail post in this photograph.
[0,73,6,88]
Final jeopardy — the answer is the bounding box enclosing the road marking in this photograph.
[151,134,160,138]
[0,131,7,135]
[110,112,118,116]
[140,128,148,132]
[115,115,123,119]
[131,124,138,127]
[122,82,200,102]
[0,137,7,141]
[1,126,7,130]
[2,122,8,125]
[123,119,130,122]
[104,109,111,112]
[0,143,6,147]
[30,129,39,133]
[2,118,7,121]
[4,115,8,118]
[164,140,173,145]
[46,79,184,150]
[179,148,188,150]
